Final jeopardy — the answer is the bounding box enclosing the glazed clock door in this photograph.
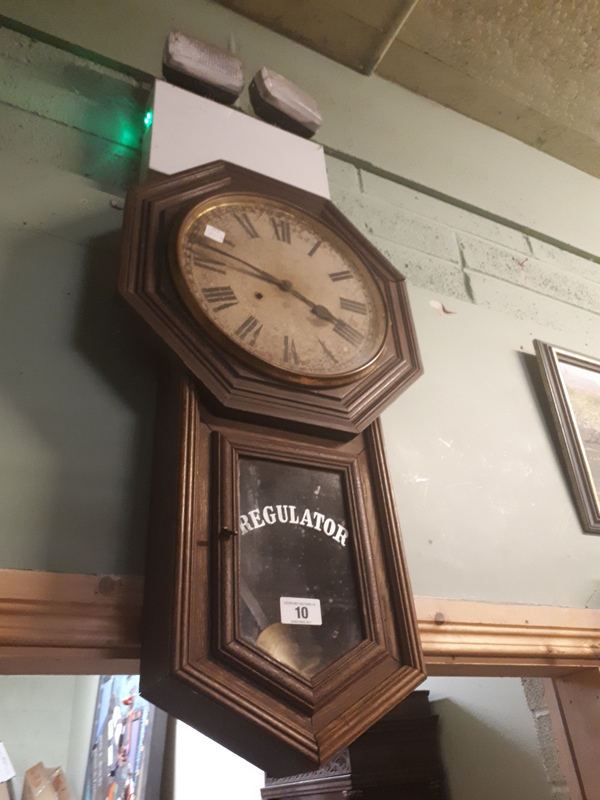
[140,369,425,777]
[215,442,376,710]
[236,457,363,678]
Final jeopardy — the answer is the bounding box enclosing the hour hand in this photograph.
[286,288,339,324]
[311,304,336,323]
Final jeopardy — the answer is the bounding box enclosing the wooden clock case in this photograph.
[119,160,422,438]
[120,160,425,775]
[262,691,447,799]
[140,367,425,777]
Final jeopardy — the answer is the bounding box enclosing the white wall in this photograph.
[0,675,98,799]
[174,721,264,799]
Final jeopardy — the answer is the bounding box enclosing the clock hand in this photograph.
[286,286,339,325]
[311,304,337,323]
[201,257,281,287]
[196,242,286,289]
[289,291,364,348]
[197,242,342,325]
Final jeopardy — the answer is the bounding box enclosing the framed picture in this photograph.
[534,340,600,533]
[83,675,169,800]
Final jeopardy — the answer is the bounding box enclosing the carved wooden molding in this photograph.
[0,569,142,674]
[1,570,599,677]
[418,596,600,676]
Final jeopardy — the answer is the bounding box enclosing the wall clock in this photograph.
[119,160,422,437]
[119,160,425,775]
[141,368,425,777]
[171,191,388,386]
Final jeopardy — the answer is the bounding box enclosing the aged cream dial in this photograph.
[172,193,387,385]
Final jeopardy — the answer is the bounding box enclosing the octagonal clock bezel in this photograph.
[119,160,422,437]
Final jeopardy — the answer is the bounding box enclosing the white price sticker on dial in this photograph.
[280,597,322,626]
[0,742,16,782]
[203,224,226,243]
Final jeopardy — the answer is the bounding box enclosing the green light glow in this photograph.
[144,110,153,129]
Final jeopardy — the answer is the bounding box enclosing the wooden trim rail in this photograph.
[418,596,600,676]
[1,569,599,676]
[0,569,142,674]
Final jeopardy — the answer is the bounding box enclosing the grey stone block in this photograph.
[372,235,471,301]
[362,170,531,254]
[460,233,600,315]
[0,28,149,150]
[522,677,547,714]
[325,155,361,192]
[466,271,600,343]
[0,102,137,199]
[528,235,600,284]
[331,187,459,262]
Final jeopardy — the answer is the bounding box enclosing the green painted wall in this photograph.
[1,0,600,255]
[0,14,599,609]
[325,157,600,607]
[1,14,589,798]
[425,677,555,800]
[0,675,97,798]
[0,29,153,573]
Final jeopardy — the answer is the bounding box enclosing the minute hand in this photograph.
[197,242,287,288]
[198,242,340,323]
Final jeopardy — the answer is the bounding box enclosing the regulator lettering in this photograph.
[239,504,349,547]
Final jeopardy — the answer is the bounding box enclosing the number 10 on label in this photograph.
[280,597,322,626]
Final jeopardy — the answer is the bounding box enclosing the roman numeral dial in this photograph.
[271,217,291,243]
[340,298,367,315]
[202,285,238,312]
[174,192,387,384]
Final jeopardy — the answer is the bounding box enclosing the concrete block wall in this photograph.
[325,151,600,610]
[522,679,570,800]
[1,21,595,800]
[326,154,600,339]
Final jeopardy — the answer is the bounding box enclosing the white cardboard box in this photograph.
[142,80,329,197]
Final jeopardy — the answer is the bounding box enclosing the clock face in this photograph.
[172,193,388,385]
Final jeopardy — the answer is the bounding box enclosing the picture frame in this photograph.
[534,340,600,534]
[83,675,169,800]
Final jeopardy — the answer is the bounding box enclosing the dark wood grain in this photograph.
[262,691,448,799]
[140,367,425,776]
